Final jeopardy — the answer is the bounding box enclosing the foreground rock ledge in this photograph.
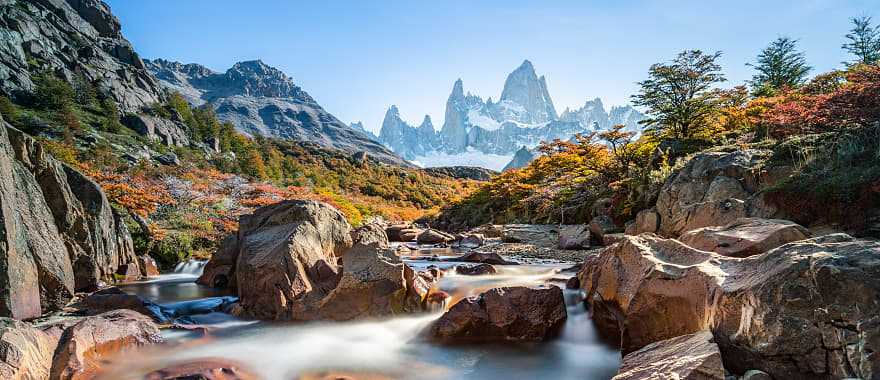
[613,331,724,380]
[579,233,880,378]
[679,217,809,257]
[430,286,566,342]
[50,309,164,380]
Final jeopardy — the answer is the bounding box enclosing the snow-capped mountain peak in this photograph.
[371,60,646,170]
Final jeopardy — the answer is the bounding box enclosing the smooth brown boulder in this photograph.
[579,233,880,379]
[50,309,163,380]
[0,318,56,380]
[143,359,258,380]
[625,209,659,235]
[430,286,566,342]
[454,263,497,276]
[397,228,423,242]
[579,234,719,353]
[612,331,724,380]
[306,242,428,320]
[679,218,809,257]
[454,251,518,265]
[137,255,160,277]
[228,200,353,320]
[77,287,164,322]
[416,229,455,245]
[384,224,412,242]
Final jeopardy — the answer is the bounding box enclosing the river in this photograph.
[107,246,620,379]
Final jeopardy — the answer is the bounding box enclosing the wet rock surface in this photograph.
[200,200,438,321]
[579,233,880,379]
[612,331,724,380]
[50,309,164,380]
[0,318,56,380]
[454,263,497,276]
[430,286,567,342]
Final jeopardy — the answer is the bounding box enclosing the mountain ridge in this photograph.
[145,58,408,166]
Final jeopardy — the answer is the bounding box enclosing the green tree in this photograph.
[33,72,75,110]
[843,16,880,65]
[72,72,97,107]
[632,50,726,139]
[748,37,812,96]
[100,97,122,133]
[0,96,19,125]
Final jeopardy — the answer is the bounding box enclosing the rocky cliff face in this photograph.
[146,58,407,166]
[0,118,138,319]
[0,0,164,112]
[376,60,646,169]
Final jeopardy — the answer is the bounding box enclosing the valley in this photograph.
[0,1,878,380]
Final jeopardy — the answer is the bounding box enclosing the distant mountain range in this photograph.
[371,60,645,170]
[144,58,406,165]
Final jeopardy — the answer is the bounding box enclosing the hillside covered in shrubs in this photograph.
[0,75,476,267]
[434,18,880,238]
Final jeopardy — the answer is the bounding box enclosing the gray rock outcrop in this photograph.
[0,0,164,112]
[0,120,138,319]
[145,58,407,166]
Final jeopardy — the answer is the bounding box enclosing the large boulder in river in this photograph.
[0,318,56,380]
[612,331,724,380]
[230,200,354,320]
[416,229,455,245]
[50,309,163,380]
[655,150,791,237]
[578,233,880,378]
[430,286,566,342]
[308,242,429,320]
[202,200,440,321]
[454,250,518,265]
[679,218,809,257]
[0,123,138,319]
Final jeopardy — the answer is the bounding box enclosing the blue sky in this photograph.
[107,0,876,133]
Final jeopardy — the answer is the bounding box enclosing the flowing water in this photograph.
[109,247,620,379]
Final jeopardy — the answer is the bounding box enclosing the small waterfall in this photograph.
[173,259,207,276]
